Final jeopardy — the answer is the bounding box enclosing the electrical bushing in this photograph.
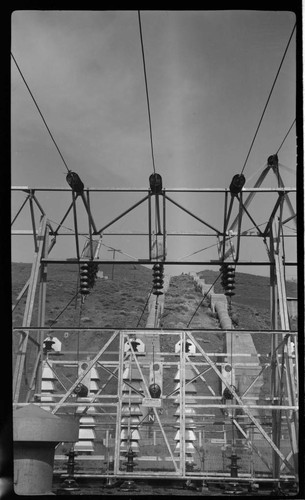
[66,171,84,194]
[229,173,246,196]
[59,449,80,492]
[120,449,139,492]
[227,452,241,478]
[149,173,162,194]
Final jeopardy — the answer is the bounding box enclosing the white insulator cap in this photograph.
[74,441,94,452]
[41,381,56,391]
[120,440,139,451]
[79,416,96,426]
[89,367,100,380]
[175,442,195,452]
[121,404,142,416]
[78,428,96,440]
[121,429,140,440]
[40,395,54,402]
[174,430,196,441]
[89,381,100,392]
[41,363,56,379]
[121,416,141,425]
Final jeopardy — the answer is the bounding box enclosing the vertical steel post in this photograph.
[71,191,80,261]
[162,192,166,260]
[180,331,186,476]
[148,194,152,260]
[13,216,47,403]
[114,331,125,475]
[29,192,38,253]
[25,224,50,402]
[222,190,228,260]
[86,189,94,259]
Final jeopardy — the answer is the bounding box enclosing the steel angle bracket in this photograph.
[186,331,296,474]
[51,330,119,414]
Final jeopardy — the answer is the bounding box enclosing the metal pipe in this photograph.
[11,186,297,192]
[40,258,297,265]
[12,326,297,334]
[53,472,296,481]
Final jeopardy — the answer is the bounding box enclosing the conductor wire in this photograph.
[11,52,70,173]
[138,11,157,174]
[240,22,296,175]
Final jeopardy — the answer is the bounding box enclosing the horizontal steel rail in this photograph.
[11,186,297,192]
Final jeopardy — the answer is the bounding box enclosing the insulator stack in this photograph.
[267,153,278,169]
[79,262,99,297]
[229,174,246,196]
[66,171,84,194]
[120,363,143,454]
[149,172,163,194]
[152,263,164,296]
[74,365,100,454]
[40,361,56,411]
[173,367,197,463]
[219,263,236,297]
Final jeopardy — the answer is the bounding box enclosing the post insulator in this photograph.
[66,171,84,194]
[152,263,164,295]
[149,173,163,194]
[229,174,246,196]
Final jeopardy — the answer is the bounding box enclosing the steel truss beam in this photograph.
[186,332,295,473]
[12,328,298,478]
[13,216,47,403]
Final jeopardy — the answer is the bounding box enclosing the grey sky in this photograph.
[11,10,297,277]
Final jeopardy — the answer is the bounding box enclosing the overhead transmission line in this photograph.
[240,22,296,175]
[276,118,296,155]
[11,52,70,173]
[138,11,157,174]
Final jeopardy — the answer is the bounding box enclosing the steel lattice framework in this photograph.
[11,161,298,488]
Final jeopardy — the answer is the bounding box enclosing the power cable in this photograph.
[186,272,223,328]
[136,286,154,327]
[137,11,156,174]
[240,23,296,175]
[276,119,296,155]
[11,52,70,173]
[48,291,80,328]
